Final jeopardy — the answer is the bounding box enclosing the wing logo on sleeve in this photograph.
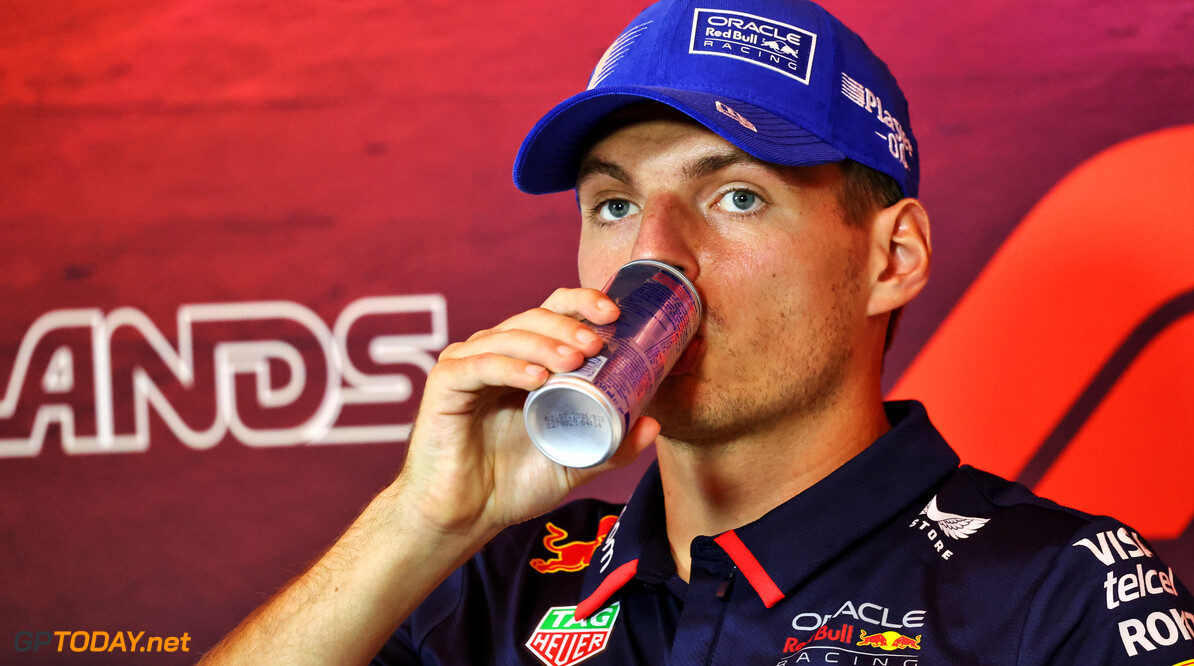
[529,515,619,574]
[908,496,990,561]
[920,496,990,538]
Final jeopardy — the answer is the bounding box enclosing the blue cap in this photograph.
[513,0,918,197]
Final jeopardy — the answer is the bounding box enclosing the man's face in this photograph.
[575,111,875,445]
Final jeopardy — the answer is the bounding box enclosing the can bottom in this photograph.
[524,381,622,468]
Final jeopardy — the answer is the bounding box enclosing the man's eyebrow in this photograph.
[576,158,635,189]
[682,150,767,181]
[576,148,770,189]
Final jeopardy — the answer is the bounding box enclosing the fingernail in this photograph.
[575,329,598,346]
[557,344,577,357]
[598,299,617,312]
[525,364,546,377]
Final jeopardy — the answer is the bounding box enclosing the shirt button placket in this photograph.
[665,537,736,665]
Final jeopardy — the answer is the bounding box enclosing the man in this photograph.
[205,0,1194,663]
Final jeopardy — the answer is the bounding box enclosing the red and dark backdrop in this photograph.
[2,0,1192,662]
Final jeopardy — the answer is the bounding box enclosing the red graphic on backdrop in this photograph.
[891,124,1194,540]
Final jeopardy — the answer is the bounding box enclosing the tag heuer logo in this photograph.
[525,603,620,666]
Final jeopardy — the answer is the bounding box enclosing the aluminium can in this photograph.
[524,259,702,468]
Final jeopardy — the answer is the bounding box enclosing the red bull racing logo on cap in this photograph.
[689,9,817,83]
[525,603,620,666]
[529,515,619,574]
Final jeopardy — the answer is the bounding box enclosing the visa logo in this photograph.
[1072,527,1153,565]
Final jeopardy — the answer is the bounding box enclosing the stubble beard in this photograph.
[645,258,866,448]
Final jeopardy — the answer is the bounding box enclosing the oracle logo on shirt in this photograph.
[790,600,926,633]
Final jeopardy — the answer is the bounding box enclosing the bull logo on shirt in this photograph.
[857,629,922,651]
[530,515,619,574]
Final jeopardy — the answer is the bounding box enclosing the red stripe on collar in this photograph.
[573,559,638,620]
[714,530,784,608]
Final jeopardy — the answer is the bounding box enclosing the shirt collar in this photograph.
[575,457,668,619]
[727,400,959,604]
[574,400,959,617]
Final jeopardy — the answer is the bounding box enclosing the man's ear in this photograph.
[867,198,931,317]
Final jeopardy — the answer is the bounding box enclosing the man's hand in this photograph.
[395,286,659,542]
[202,287,658,665]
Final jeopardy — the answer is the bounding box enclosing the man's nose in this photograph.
[629,195,700,280]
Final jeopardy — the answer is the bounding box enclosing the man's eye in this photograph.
[717,189,761,213]
[597,199,641,221]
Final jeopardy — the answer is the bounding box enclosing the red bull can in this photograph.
[524,259,702,468]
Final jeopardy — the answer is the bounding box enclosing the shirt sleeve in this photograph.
[371,623,420,666]
[370,566,466,666]
[1017,517,1194,664]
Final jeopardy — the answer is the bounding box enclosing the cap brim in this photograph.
[513,85,846,194]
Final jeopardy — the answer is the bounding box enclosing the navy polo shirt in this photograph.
[375,401,1194,664]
